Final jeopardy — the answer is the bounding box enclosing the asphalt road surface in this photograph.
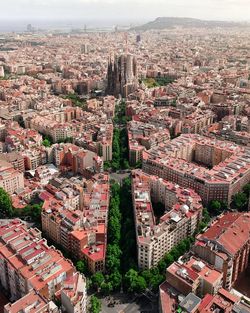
[110,171,131,185]
[100,294,158,313]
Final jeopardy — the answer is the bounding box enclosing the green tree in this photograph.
[143,78,158,88]
[135,275,147,293]
[176,241,187,255]
[170,247,180,261]
[108,215,121,244]
[123,160,130,169]
[124,269,146,293]
[143,267,161,288]
[111,182,120,195]
[101,281,113,295]
[104,161,111,171]
[92,272,105,290]
[111,105,130,170]
[243,184,250,197]
[157,260,167,273]
[42,134,53,145]
[150,273,164,291]
[143,77,175,88]
[208,200,222,215]
[141,270,153,285]
[31,204,42,222]
[202,208,211,224]
[42,138,51,147]
[89,296,101,313]
[231,192,248,211]
[64,93,86,108]
[106,244,121,272]
[16,202,43,223]
[76,260,88,274]
[108,270,122,291]
[0,187,13,218]
[164,253,174,267]
[197,208,211,233]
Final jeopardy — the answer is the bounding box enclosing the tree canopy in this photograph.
[92,272,105,291]
[0,187,13,218]
[208,200,228,216]
[89,296,101,313]
[124,269,147,293]
[13,202,43,224]
[76,260,88,275]
[231,192,248,211]
[42,138,51,147]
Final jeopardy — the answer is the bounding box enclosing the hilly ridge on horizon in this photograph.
[131,17,245,31]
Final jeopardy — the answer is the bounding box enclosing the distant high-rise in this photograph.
[81,44,90,54]
[136,34,141,43]
[27,24,33,32]
[106,54,138,98]
[0,66,4,78]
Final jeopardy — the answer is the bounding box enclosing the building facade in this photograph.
[0,219,87,313]
[132,170,203,270]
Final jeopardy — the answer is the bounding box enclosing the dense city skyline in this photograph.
[0,2,250,312]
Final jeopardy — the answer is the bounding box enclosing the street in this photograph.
[100,293,158,313]
[110,171,131,185]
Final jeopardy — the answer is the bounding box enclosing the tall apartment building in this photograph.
[97,141,113,162]
[5,127,43,152]
[52,143,103,176]
[143,134,250,204]
[42,173,110,273]
[0,152,25,172]
[0,219,87,313]
[165,257,223,297]
[132,170,203,270]
[159,212,250,313]
[0,161,24,195]
[60,272,87,313]
[181,110,215,134]
[128,121,170,165]
[193,212,250,290]
[159,285,250,313]
[4,290,59,313]
[26,116,72,143]
[0,65,4,78]
[23,148,47,170]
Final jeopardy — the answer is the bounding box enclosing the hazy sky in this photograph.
[1,0,250,23]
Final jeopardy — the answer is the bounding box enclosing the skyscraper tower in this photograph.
[106,54,138,98]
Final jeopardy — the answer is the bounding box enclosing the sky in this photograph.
[0,0,250,28]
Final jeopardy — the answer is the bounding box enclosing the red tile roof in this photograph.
[198,212,250,256]
[82,244,105,262]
